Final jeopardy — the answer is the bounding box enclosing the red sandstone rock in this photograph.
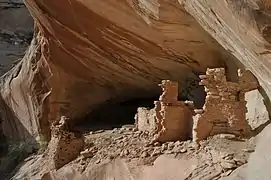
[0,0,270,148]
[0,0,227,142]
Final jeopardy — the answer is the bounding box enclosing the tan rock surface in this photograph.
[245,89,270,130]
[0,0,270,145]
[2,0,271,179]
[11,127,256,180]
[183,0,271,103]
[0,0,228,141]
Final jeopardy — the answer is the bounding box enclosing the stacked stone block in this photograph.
[46,116,84,170]
[153,80,193,142]
[193,68,258,142]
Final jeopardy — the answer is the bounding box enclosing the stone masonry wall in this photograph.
[46,116,84,170]
[135,107,156,133]
[193,68,259,142]
[153,80,194,142]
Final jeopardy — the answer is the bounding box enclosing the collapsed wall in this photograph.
[135,107,156,133]
[135,80,194,142]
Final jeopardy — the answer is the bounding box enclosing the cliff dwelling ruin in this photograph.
[136,68,259,143]
[73,67,259,145]
[193,68,259,142]
[73,95,159,133]
[2,0,271,179]
[43,67,260,170]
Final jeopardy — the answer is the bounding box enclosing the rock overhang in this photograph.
[0,0,255,142]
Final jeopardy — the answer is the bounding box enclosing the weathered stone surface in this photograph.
[153,80,193,142]
[0,0,33,146]
[183,0,271,106]
[0,0,228,141]
[245,89,270,130]
[135,107,156,133]
[1,1,271,179]
[46,117,84,170]
[224,124,271,180]
[246,124,271,180]
[193,68,258,142]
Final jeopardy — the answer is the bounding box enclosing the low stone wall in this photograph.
[136,80,194,142]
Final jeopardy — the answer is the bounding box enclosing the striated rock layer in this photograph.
[0,0,229,141]
[183,0,271,107]
[1,0,271,144]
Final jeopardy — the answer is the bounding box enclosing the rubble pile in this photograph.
[33,68,259,177]
[83,126,193,160]
[75,128,254,179]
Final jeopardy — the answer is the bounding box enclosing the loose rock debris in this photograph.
[37,68,258,178]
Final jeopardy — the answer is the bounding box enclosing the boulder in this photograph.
[245,89,270,130]
[224,124,271,180]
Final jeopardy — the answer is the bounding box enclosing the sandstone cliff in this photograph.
[184,0,271,107]
[0,0,232,141]
[1,0,271,144]
[1,0,271,179]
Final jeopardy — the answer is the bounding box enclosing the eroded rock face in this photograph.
[245,89,269,130]
[0,0,33,141]
[0,0,269,149]
[183,0,271,104]
[0,0,229,141]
